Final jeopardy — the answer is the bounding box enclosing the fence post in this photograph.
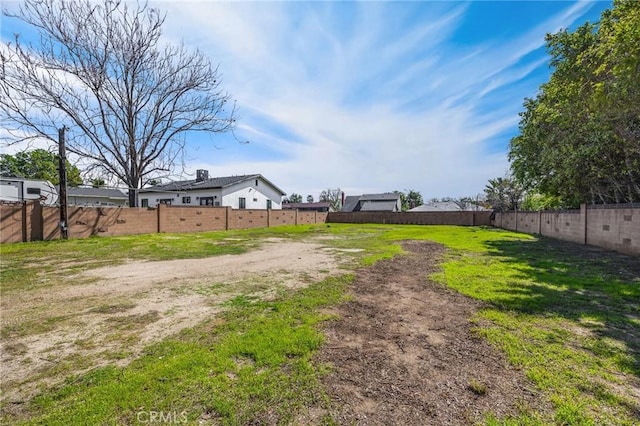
[581,204,587,245]
[21,202,28,242]
[157,203,162,233]
[538,210,542,235]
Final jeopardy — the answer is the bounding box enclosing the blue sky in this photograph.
[1,1,613,201]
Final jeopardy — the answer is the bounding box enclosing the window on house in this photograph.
[182,196,191,204]
[141,199,149,207]
[239,197,246,209]
[266,200,272,209]
[214,201,220,206]
[26,187,41,195]
[255,179,258,186]
[159,199,172,205]
[200,197,214,206]
[253,198,258,202]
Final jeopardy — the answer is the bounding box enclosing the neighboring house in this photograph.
[65,187,128,207]
[0,177,58,205]
[409,201,490,212]
[138,170,286,210]
[341,193,402,212]
[282,202,330,212]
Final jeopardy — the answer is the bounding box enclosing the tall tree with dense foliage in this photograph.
[484,176,523,212]
[509,0,639,206]
[0,149,83,186]
[0,0,234,206]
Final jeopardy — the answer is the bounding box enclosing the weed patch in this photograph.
[9,275,352,425]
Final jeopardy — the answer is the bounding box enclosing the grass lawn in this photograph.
[1,224,638,425]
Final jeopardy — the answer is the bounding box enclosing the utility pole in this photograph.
[58,127,69,239]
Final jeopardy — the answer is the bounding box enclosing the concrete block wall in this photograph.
[1,203,27,243]
[587,206,639,256]
[494,204,639,256]
[327,211,492,226]
[159,205,227,233]
[269,210,297,226]
[227,209,269,230]
[540,210,584,245]
[43,206,158,239]
[297,211,318,225]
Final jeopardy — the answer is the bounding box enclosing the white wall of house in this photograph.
[140,188,223,207]
[222,178,282,210]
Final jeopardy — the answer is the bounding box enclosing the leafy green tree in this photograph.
[520,192,563,211]
[484,176,523,212]
[288,193,302,203]
[90,178,106,188]
[306,195,314,203]
[395,189,423,211]
[509,0,640,206]
[0,149,83,186]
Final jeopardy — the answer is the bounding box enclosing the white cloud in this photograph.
[3,1,604,200]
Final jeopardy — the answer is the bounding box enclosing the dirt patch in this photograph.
[310,241,550,424]
[0,239,345,407]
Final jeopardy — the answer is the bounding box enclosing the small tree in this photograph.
[306,195,314,203]
[90,178,106,188]
[1,0,235,206]
[395,189,423,211]
[289,193,302,203]
[484,176,523,212]
[319,188,342,211]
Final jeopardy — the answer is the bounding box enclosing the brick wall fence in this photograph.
[326,211,493,226]
[5,202,636,256]
[494,204,639,256]
[0,202,328,243]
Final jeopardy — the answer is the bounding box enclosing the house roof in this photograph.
[360,193,401,201]
[341,196,361,212]
[139,174,286,195]
[359,200,399,211]
[64,187,127,200]
[410,201,461,212]
[282,202,330,209]
[409,201,491,212]
[340,193,401,212]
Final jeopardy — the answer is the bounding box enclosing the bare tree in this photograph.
[319,188,342,211]
[1,0,235,206]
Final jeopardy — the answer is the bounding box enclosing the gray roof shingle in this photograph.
[65,187,127,199]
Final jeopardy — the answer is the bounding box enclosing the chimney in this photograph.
[196,169,209,182]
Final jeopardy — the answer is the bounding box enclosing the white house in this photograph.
[138,170,286,210]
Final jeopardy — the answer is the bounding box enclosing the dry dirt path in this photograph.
[1,238,346,407]
[307,241,550,424]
